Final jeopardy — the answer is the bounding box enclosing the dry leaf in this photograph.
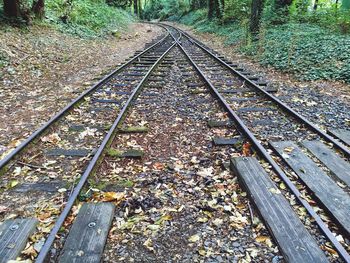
[256,235,269,242]
[321,245,337,255]
[189,234,200,242]
[101,192,125,202]
[242,142,251,156]
[0,205,8,214]
[153,162,165,170]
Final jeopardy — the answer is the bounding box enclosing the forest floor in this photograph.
[0,22,164,159]
[168,22,350,133]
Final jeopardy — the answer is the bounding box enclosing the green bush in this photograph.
[45,0,133,37]
[246,23,350,82]
[180,11,350,83]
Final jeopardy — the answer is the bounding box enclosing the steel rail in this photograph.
[36,41,176,263]
[170,28,350,262]
[0,30,171,170]
[166,24,350,158]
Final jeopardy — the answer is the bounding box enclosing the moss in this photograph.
[106,148,124,157]
[190,89,206,94]
[117,179,134,188]
[119,126,149,133]
[106,148,144,158]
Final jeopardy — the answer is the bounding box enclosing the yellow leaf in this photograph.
[279,183,286,190]
[143,238,154,251]
[102,192,125,202]
[9,180,19,188]
[321,245,337,255]
[284,146,294,153]
[255,235,270,243]
[22,245,38,257]
[189,234,200,242]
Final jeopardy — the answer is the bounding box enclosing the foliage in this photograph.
[181,10,350,82]
[0,0,133,37]
[223,0,250,23]
[143,0,190,20]
[45,0,133,37]
[250,23,350,81]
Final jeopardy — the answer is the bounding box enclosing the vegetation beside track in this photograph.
[179,11,350,82]
[139,0,350,83]
[0,0,133,38]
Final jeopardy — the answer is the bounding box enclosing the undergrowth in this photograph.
[46,0,133,37]
[0,0,133,38]
[179,10,350,83]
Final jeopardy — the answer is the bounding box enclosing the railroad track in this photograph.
[0,24,349,262]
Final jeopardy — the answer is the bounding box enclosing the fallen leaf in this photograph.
[256,235,269,243]
[9,180,19,188]
[22,245,38,258]
[321,245,337,255]
[0,205,8,214]
[189,234,200,242]
[242,142,251,156]
[284,146,294,153]
[153,162,164,170]
[143,238,154,251]
[101,192,125,202]
[269,188,281,194]
[41,133,61,144]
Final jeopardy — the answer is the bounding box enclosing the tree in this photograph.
[32,0,45,19]
[208,0,215,19]
[3,0,21,18]
[250,0,265,35]
[134,0,138,15]
[274,0,292,16]
[208,0,222,20]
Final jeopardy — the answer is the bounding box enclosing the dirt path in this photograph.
[0,23,164,158]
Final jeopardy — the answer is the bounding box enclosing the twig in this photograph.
[17,161,44,169]
[248,201,254,226]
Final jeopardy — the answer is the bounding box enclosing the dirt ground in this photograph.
[0,22,164,159]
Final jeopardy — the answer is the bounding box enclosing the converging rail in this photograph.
[0,23,349,263]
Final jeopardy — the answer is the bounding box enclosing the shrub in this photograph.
[45,0,133,37]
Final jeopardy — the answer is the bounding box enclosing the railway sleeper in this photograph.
[0,218,38,263]
[231,157,329,263]
[58,203,115,263]
[271,141,350,237]
[328,129,350,146]
[302,140,350,187]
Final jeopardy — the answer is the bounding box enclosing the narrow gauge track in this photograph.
[0,24,349,263]
[0,27,177,262]
[165,24,350,261]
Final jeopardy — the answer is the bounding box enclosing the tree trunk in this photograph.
[208,0,215,19]
[138,0,142,17]
[3,0,21,17]
[32,0,45,19]
[250,0,265,35]
[214,0,221,18]
[314,0,319,10]
[133,0,138,15]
